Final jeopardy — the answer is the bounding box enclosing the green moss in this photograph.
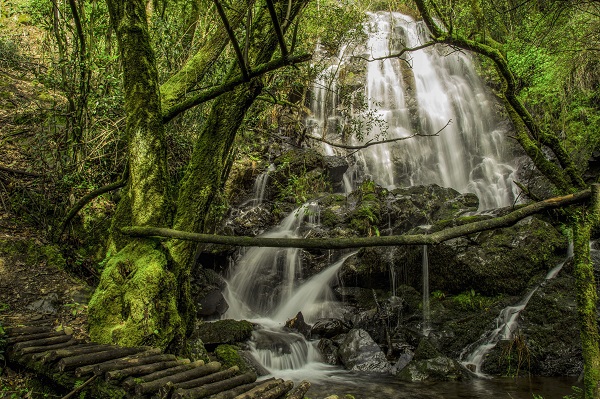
[214,344,249,372]
[196,319,254,345]
[88,240,183,349]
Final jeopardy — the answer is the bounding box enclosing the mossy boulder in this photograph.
[214,344,251,372]
[88,240,182,348]
[397,337,471,382]
[426,216,567,296]
[195,319,254,349]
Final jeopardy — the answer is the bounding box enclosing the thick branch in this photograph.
[122,189,590,249]
[58,174,127,238]
[308,120,450,150]
[162,53,311,123]
[160,2,251,113]
[213,0,249,80]
[265,0,288,59]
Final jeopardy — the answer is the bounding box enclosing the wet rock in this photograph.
[398,356,471,382]
[195,319,254,349]
[310,318,351,339]
[338,328,391,373]
[197,289,229,319]
[27,293,59,315]
[323,155,349,188]
[285,311,312,338]
[317,338,341,365]
[228,205,275,237]
[252,329,305,354]
[397,338,471,381]
[482,272,583,377]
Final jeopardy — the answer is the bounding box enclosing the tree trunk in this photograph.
[573,185,600,399]
[88,0,179,350]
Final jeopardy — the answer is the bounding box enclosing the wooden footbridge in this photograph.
[3,320,310,399]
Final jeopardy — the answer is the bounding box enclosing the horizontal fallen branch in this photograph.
[121,189,591,249]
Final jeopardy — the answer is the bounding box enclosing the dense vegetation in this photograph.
[0,0,599,397]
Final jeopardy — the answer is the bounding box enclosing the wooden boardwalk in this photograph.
[4,320,310,399]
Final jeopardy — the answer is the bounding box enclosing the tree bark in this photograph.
[573,184,600,399]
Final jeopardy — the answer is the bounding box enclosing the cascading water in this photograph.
[310,12,518,209]
[460,241,575,376]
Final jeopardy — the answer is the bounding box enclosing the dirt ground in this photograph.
[0,204,94,397]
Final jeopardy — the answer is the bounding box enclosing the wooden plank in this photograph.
[58,347,145,371]
[73,349,163,377]
[34,344,112,363]
[12,334,71,351]
[7,331,66,344]
[209,379,275,399]
[158,366,240,397]
[171,372,257,399]
[122,360,204,390]
[105,358,190,382]
[19,338,81,355]
[135,361,221,395]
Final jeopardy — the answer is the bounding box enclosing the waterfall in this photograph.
[224,11,522,378]
[310,12,518,209]
[460,241,574,375]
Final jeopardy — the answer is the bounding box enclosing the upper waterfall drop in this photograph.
[310,12,519,209]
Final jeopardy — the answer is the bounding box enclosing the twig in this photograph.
[307,119,451,150]
[214,0,249,80]
[0,165,44,178]
[57,170,128,239]
[61,375,97,399]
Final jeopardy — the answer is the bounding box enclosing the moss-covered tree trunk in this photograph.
[89,0,309,351]
[88,0,180,349]
[168,0,308,268]
[573,185,600,399]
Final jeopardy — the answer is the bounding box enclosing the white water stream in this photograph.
[460,241,574,376]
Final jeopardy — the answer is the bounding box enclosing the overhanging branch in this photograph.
[308,119,451,150]
[121,189,591,249]
[213,0,249,80]
[162,53,311,123]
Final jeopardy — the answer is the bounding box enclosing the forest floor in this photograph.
[0,205,93,397]
[0,18,95,398]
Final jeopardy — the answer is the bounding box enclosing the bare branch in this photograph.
[57,172,128,239]
[352,41,436,62]
[121,189,591,249]
[307,119,451,150]
[214,0,249,80]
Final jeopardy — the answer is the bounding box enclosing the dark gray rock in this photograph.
[310,318,351,339]
[397,337,471,381]
[284,311,312,338]
[338,328,391,373]
[27,293,59,315]
[197,289,229,318]
[317,338,341,365]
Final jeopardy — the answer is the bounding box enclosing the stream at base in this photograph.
[304,374,578,399]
